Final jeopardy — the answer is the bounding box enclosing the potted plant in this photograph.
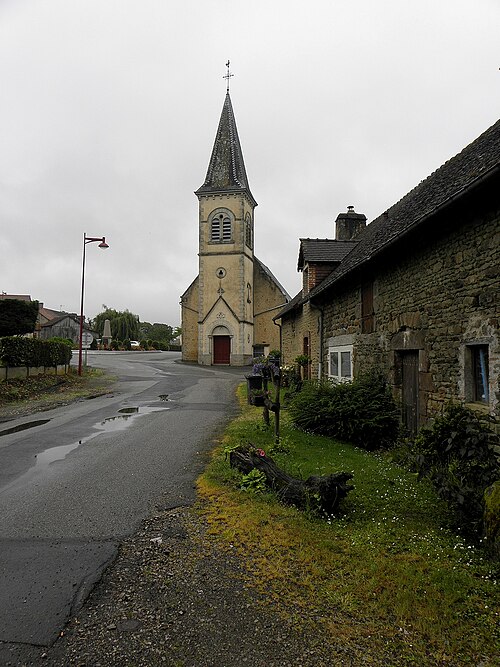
[250,389,266,406]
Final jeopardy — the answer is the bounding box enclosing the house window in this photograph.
[328,345,353,382]
[211,213,232,242]
[361,282,374,333]
[469,344,489,403]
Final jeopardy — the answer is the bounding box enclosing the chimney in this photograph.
[335,206,367,241]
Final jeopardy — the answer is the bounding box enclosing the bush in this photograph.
[412,404,500,537]
[288,371,400,450]
[0,337,72,367]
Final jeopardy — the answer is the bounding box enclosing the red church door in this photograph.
[213,336,231,365]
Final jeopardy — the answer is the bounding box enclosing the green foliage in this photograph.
[288,371,400,450]
[122,338,131,351]
[92,306,140,342]
[47,336,74,348]
[239,469,267,493]
[412,403,500,537]
[139,322,177,345]
[0,337,72,367]
[0,299,39,336]
[294,354,310,367]
[110,339,120,350]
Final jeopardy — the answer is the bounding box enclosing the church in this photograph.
[180,90,290,366]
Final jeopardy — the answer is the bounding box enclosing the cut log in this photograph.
[229,444,353,515]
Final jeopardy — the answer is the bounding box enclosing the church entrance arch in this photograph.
[212,325,231,365]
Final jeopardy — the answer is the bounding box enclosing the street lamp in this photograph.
[78,233,109,376]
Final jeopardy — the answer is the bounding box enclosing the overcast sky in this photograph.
[1,0,499,326]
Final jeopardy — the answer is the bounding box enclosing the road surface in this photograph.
[0,352,243,654]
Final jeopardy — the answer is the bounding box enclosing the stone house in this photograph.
[181,92,290,366]
[277,119,500,434]
[275,208,365,378]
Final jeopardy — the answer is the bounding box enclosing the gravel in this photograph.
[34,505,360,667]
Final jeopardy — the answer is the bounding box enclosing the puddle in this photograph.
[0,419,51,438]
[0,405,168,494]
[97,406,166,432]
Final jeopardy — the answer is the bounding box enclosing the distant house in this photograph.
[0,296,93,345]
[39,313,83,344]
[276,119,500,434]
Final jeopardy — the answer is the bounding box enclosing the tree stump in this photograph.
[229,444,353,515]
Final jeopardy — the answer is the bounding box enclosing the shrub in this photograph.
[110,339,120,350]
[0,337,72,367]
[288,371,400,450]
[412,403,500,537]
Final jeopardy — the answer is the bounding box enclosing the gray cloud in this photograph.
[1,0,499,324]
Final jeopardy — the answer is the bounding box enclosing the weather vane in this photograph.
[223,60,234,92]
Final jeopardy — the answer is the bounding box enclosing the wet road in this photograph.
[0,352,244,652]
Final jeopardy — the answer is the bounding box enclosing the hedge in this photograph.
[0,337,72,368]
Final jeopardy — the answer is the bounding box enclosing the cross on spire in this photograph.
[223,60,234,92]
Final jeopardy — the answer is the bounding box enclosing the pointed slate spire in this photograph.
[196,93,256,206]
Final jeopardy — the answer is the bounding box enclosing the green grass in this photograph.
[197,385,499,666]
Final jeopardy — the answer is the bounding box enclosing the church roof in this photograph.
[196,93,256,206]
[254,257,291,301]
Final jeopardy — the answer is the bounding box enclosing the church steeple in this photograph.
[196,92,256,207]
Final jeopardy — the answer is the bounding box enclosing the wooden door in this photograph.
[213,336,231,365]
[401,351,419,436]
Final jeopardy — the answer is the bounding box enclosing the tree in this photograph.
[139,322,175,344]
[0,299,39,337]
[92,306,140,342]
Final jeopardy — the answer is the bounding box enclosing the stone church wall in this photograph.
[253,261,287,355]
[180,278,199,363]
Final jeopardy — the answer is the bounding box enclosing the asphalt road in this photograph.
[0,352,244,652]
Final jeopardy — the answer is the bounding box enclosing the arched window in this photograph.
[245,213,253,248]
[210,213,232,243]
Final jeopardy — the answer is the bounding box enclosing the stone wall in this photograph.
[180,278,199,363]
[281,302,321,378]
[320,206,500,425]
[253,261,287,354]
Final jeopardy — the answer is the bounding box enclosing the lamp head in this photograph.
[98,238,109,249]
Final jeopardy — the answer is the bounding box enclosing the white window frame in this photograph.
[328,344,353,382]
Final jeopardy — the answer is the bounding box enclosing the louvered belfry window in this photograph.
[211,213,232,242]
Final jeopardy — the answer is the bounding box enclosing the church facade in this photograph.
[180,92,289,366]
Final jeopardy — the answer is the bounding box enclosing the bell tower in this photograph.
[194,87,257,365]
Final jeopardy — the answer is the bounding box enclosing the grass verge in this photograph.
[0,368,114,414]
[197,385,499,666]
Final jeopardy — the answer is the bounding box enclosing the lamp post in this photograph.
[78,233,109,376]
